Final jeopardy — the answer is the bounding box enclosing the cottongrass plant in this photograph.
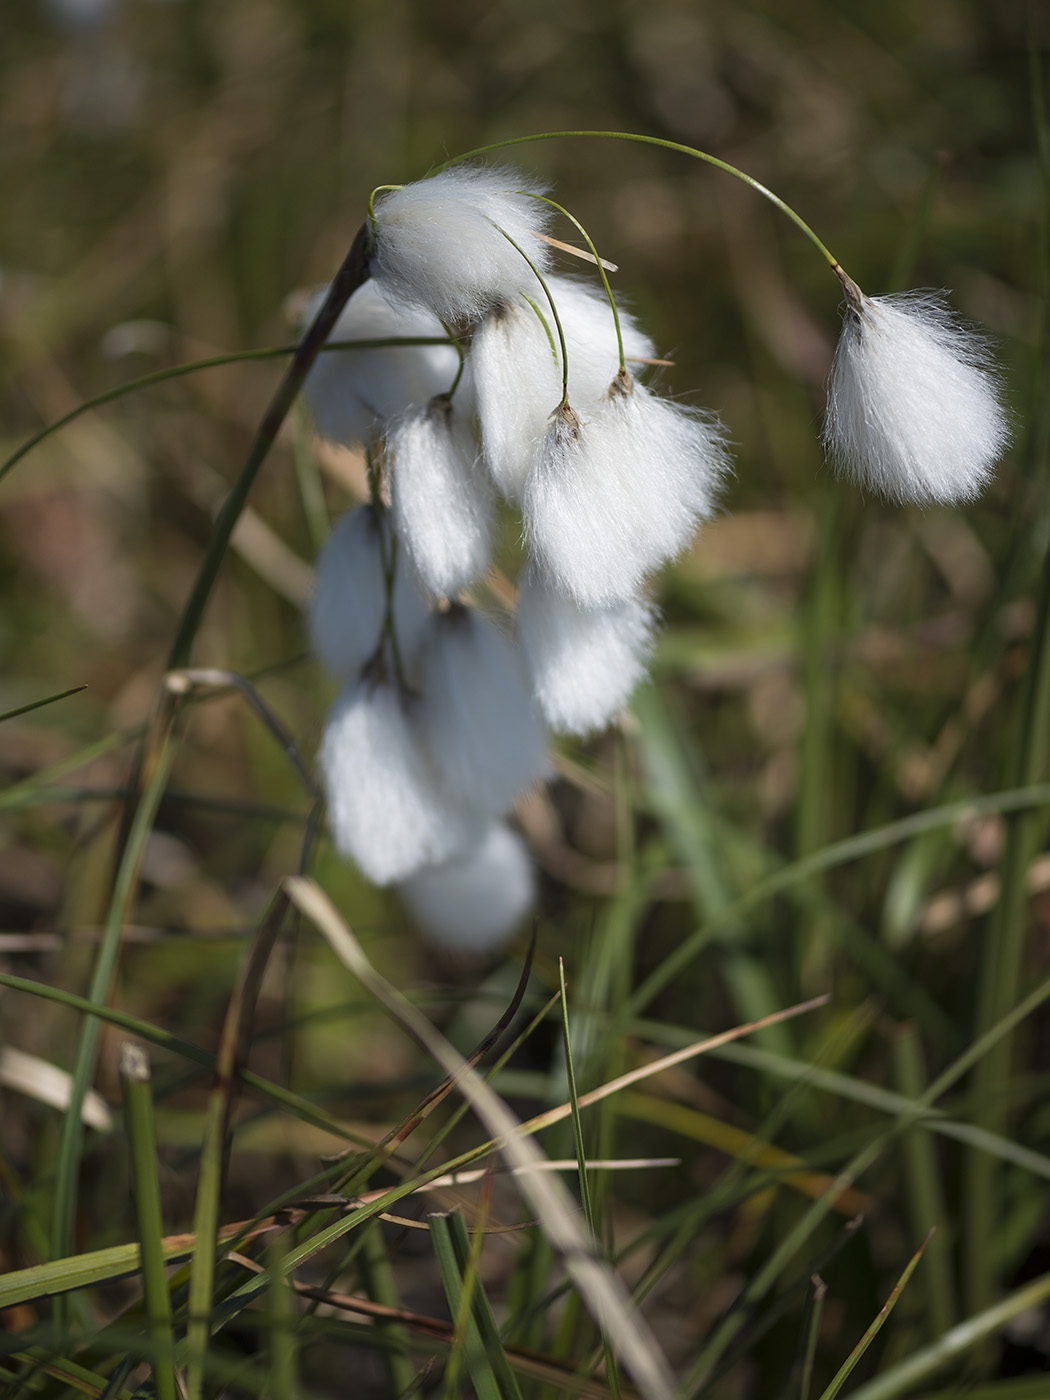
[1,118,1036,1400]
[303,153,1009,950]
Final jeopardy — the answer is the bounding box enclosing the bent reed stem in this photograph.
[435,130,840,272]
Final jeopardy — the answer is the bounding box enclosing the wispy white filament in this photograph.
[471,277,656,500]
[389,396,495,596]
[417,607,549,816]
[398,822,536,952]
[320,678,482,885]
[370,166,554,325]
[823,287,1009,505]
[301,281,457,448]
[517,564,657,735]
[309,506,429,681]
[525,379,728,607]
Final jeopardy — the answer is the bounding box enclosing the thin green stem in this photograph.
[49,696,179,1324]
[119,1045,177,1400]
[496,227,571,405]
[0,336,450,486]
[525,192,625,374]
[434,130,839,269]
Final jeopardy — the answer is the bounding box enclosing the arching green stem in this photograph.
[434,130,839,271]
[497,228,571,407]
[0,336,454,487]
[368,184,404,228]
[523,192,625,375]
[521,294,559,366]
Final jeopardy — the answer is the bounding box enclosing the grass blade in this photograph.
[119,1044,177,1400]
[49,685,180,1328]
[0,686,87,724]
[816,1229,932,1400]
[429,1210,502,1400]
[184,890,289,1400]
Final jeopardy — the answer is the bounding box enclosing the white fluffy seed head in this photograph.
[471,277,656,500]
[416,606,549,817]
[309,505,430,682]
[823,285,1010,505]
[517,563,657,735]
[301,281,458,448]
[524,380,729,607]
[370,166,554,326]
[320,677,483,886]
[398,821,536,952]
[389,396,495,597]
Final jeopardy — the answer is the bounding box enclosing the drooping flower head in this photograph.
[823,273,1010,505]
[369,165,554,326]
[389,394,496,598]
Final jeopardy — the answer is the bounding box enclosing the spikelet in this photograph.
[389,395,495,597]
[416,606,549,817]
[301,281,457,448]
[309,505,429,681]
[516,564,657,736]
[471,276,656,500]
[524,377,728,607]
[823,280,1009,505]
[370,166,553,325]
[398,822,536,952]
[320,675,482,886]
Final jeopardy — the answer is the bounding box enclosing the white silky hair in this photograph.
[320,677,483,886]
[398,821,536,952]
[524,379,729,608]
[516,563,657,735]
[300,281,458,449]
[370,166,554,326]
[823,290,1010,505]
[309,505,429,681]
[416,606,549,817]
[389,396,495,597]
[471,277,656,500]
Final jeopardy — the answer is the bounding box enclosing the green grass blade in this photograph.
[891,1025,956,1339]
[845,1266,1050,1400]
[0,686,87,724]
[445,1208,524,1400]
[800,1276,827,1400]
[559,958,623,1400]
[266,1232,298,1400]
[49,694,180,1328]
[119,1044,177,1400]
[184,891,288,1400]
[429,1210,502,1400]
[816,1230,931,1400]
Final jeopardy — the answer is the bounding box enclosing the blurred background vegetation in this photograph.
[2,1,1049,1397]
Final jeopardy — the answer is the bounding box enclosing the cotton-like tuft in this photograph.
[517,564,657,735]
[370,166,554,326]
[471,277,656,500]
[309,505,429,681]
[823,284,1009,505]
[398,821,536,952]
[417,606,549,816]
[301,281,458,449]
[524,379,729,607]
[320,677,482,886]
[389,396,495,596]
